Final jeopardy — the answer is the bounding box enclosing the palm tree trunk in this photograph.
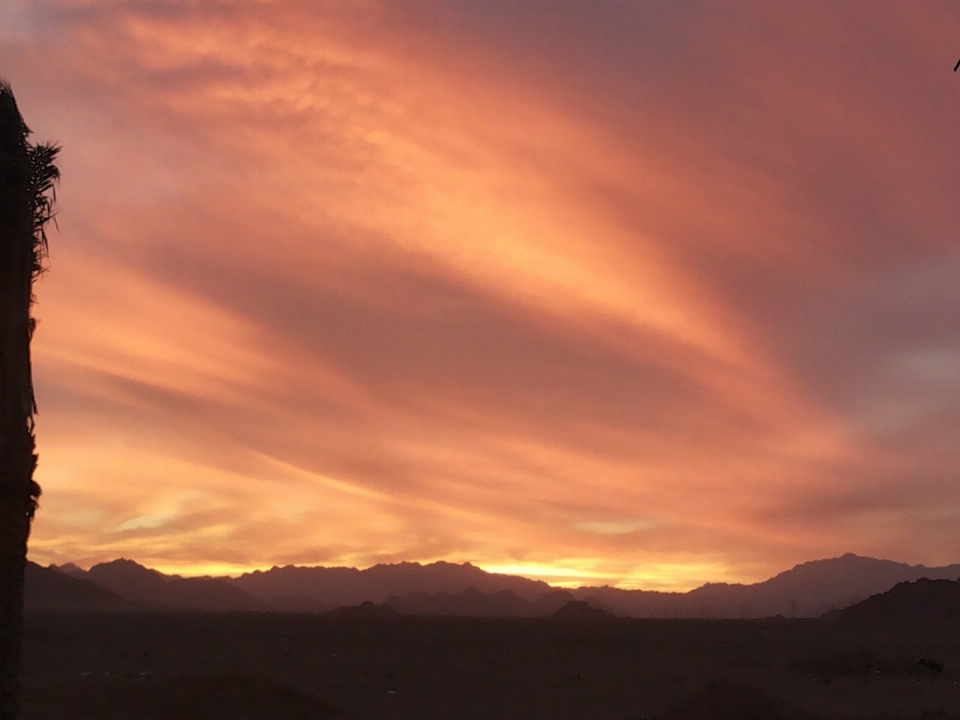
[0,437,37,720]
[0,81,57,720]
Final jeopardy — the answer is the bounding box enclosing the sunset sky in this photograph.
[2,0,960,590]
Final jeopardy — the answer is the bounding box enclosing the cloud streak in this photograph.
[3,0,960,587]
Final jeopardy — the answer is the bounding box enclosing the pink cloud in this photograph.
[4,1,960,587]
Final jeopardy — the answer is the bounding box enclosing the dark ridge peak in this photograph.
[250,564,360,576]
[426,560,477,569]
[789,553,901,570]
[52,562,86,576]
[244,560,482,579]
[550,600,616,621]
[733,554,914,586]
[97,557,149,568]
[90,558,166,576]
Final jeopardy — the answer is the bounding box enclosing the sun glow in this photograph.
[478,560,736,592]
[479,562,630,589]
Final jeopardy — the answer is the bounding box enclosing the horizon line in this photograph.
[31,551,949,593]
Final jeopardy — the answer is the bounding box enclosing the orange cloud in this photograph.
[3,1,960,588]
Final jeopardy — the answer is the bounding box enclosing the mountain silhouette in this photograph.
[26,554,960,618]
[24,562,124,610]
[80,559,262,611]
[685,553,960,618]
[576,553,960,618]
[229,560,552,608]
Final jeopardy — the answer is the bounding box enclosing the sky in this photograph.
[2,0,960,590]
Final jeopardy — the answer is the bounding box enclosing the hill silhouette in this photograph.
[549,600,616,621]
[27,554,960,618]
[830,577,960,637]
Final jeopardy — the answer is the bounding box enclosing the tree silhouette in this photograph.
[0,80,59,720]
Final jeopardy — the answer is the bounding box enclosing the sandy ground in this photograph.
[20,611,960,719]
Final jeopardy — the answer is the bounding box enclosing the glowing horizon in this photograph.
[51,555,736,594]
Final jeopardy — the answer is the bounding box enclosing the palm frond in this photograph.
[0,79,60,278]
[26,141,59,277]
[0,79,59,428]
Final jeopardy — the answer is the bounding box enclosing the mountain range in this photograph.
[26,553,960,619]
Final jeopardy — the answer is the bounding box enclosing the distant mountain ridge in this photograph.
[30,553,960,619]
[229,560,554,610]
[84,558,261,611]
[577,554,960,619]
[24,562,125,610]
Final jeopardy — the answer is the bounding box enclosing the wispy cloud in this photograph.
[5,0,960,588]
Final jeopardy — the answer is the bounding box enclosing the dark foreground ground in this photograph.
[21,611,960,720]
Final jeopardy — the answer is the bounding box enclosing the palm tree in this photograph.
[0,80,59,720]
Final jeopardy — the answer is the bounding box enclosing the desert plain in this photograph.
[21,609,960,720]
